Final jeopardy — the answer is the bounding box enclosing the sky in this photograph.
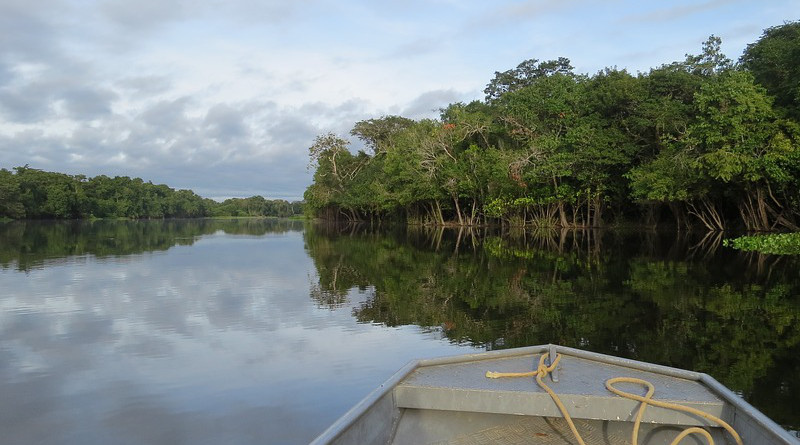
[0,1,797,201]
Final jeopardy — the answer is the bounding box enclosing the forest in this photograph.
[304,22,800,232]
[0,166,303,220]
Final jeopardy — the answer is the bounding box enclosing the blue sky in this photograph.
[0,0,796,201]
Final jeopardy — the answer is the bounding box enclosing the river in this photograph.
[0,219,798,444]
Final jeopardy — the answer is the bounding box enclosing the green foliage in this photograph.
[484,57,574,102]
[682,35,732,76]
[350,115,415,154]
[626,147,693,202]
[724,232,800,255]
[741,21,800,119]
[0,166,303,220]
[690,71,777,181]
[0,169,25,218]
[210,196,300,218]
[304,25,800,232]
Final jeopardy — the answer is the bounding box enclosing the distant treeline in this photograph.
[0,166,303,219]
[305,22,800,231]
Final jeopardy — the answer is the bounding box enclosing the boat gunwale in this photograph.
[310,344,799,445]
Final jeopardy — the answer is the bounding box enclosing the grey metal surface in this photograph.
[395,353,725,426]
[309,360,416,445]
[548,345,559,383]
[392,410,730,445]
[701,375,800,445]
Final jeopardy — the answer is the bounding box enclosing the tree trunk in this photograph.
[434,199,445,225]
[470,198,478,226]
[558,202,569,228]
[687,198,724,231]
[452,195,464,226]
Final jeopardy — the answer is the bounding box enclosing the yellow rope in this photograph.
[605,377,743,445]
[486,353,744,445]
[487,353,587,445]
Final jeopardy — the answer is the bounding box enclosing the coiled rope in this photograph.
[486,353,743,445]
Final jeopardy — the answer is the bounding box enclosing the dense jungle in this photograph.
[304,23,800,232]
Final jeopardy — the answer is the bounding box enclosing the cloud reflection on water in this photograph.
[0,228,470,445]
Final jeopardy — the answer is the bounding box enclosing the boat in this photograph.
[311,344,798,445]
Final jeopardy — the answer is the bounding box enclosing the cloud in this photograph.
[98,0,190,31]
[0,55,118,124]
[264,112,318,147]
[217,0,315,25]
[97,0,317,34]
[138,97,193,129]
[60,86,118,120]
[400,89,465,119]
[116,75,174,98]
[385,37,443,60]
[620,0,744,24]
[0,0,68,60]
[0,81,55,122]
[0,95,347,199]
[468,0,581,29]
[204,104,248,144]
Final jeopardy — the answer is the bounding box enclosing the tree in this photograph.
[626,147,701,229]
[624,36,737,229]
[0,168,25,218]
[381,119,449,224]
[688,70,799,231]
[495,72,586,226]
[306,132,371,221]
[484,57,574,102]
[683,35,732,76]
[740,21,800,119]
[350,115,415,155]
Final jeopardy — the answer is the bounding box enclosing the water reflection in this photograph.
[304,223,800,431]
[1,220,798,443]
[0,220,471,445]
[0,218,304,271]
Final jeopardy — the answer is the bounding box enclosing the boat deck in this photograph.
[395,352,727,426]
[311,345,798,445]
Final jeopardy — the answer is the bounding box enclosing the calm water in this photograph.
[1,220,798,444]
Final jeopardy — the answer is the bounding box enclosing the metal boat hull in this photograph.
[311,344,798,445]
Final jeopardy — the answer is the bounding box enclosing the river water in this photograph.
[0,219,798,444]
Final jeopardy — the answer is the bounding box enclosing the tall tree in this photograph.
[740,21,800,120]
[484,57,574,102]
[350,115,415,155]
[305,132,370,220]
[689,71,799,231]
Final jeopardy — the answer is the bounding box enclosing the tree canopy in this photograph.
[0,166,304,220]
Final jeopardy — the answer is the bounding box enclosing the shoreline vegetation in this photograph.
[724,232,800,255]
[0,166,304,220]
[304,22,800,234]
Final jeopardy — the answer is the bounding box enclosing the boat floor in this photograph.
[393,410,730,445]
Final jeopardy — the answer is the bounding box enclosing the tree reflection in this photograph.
[304,224,800,429]
[0,219,304,271]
